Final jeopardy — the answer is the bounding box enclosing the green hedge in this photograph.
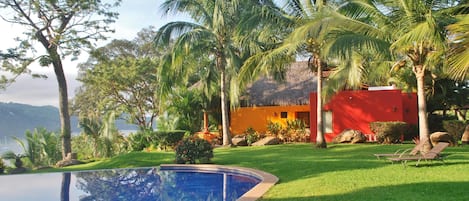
[370,121,407,144]
[155,130,187,150]
[127,130,187,151]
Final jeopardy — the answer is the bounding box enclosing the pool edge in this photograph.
[160,164,278,201]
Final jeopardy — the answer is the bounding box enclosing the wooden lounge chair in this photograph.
[388,142,450,166]
[374,141,424,159]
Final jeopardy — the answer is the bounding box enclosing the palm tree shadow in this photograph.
[261,181,469,201]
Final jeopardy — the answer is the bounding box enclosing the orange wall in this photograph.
[230,105,310,135]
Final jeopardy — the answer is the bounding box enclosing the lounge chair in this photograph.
[373,141,424,159]
[388,142,449,166]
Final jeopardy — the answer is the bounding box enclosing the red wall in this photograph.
[310,90,417,142]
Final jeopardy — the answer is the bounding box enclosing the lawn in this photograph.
[42,143,469,200]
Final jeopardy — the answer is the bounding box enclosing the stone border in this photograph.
[160,164,279,201]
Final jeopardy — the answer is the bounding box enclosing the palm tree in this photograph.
[240,1,352,148]
[155,0,279,146]
[326,0,466,151]
[447,14,469,81]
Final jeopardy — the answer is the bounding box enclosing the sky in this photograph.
[0,0,189,107]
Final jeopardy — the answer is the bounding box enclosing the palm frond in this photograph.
[447,14,469,80]
[154,21,201,45]
[324,30,391,60]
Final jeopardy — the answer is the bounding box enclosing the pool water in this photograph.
[0,167,261,201]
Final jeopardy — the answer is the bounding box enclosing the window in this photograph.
[323,111,333,133]
[280,112,288,118]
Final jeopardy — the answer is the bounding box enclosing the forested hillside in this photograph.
[0,102,137,138]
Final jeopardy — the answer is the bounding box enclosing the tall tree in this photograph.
[75,27,162,132]
[240,0,350,148]
[155,0,279,146]
[0,0,121,159]
[326,0,468,151]
[77,57,160,131]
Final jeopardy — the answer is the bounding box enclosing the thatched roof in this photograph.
[242,61,317,106]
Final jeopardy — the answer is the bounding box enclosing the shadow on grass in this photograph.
[214,143,469,183]
[261,181,469,201]
[213,144,399,183]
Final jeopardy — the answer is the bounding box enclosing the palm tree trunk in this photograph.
[203,111,210,133]
[414,65,432,152]
[220,70,232,146]
[315,56,327,148]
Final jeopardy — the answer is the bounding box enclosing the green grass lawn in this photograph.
[37,143,469,200]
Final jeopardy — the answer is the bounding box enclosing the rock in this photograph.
[461,125,469,144]
[252,136,280,146]
[56,152,83,167]
[430,132,457,146]
[56,159,84,168]
[333,129,367,144]
[232,135,248,146]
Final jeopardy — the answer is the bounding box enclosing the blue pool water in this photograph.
[0,167,261,201]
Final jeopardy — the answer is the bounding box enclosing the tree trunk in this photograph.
[414,65,432,152]
[314,56,327,148]
[61,173,71,201]
[51,51,72,159]
[216,51,232,146]
[203,111,210,133]
[36,29,72,160]
[220,70,232,146]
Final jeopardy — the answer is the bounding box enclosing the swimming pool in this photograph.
[0,165,278,201]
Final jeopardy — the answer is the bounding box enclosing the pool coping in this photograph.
[160,164,279,201]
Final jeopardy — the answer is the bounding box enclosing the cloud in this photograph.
[0,0,190,107]
[0,71,80,107]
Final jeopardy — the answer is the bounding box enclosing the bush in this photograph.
[428,114,455,133]
[403,124,419,141]
[244,127,260,146]
[442,120,467,140]
[175,137,213,164]
[370,121,407,144]
[285,119,308,142]
[267,121,282,136]
[155,130,187,150]
[127,130,153,151]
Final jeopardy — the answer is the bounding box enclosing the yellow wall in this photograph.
[230,105,310,135]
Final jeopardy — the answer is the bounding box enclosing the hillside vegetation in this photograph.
[0,102,137,138]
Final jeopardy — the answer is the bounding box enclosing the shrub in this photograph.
[286,119,308,142]
[266,121,282,136]
[155,130,187,150]
[244,127,260,146]
[428,114,455,133]
[370,121,407,144]
[127,129,162,152]
[403,124,419,141]
[442,120,467,140]
[175,137,213,164]
[286,119,306,130]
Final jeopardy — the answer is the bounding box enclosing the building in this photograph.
[231,61,418,142]
[231,61,313,134]
[309,89,418,142]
